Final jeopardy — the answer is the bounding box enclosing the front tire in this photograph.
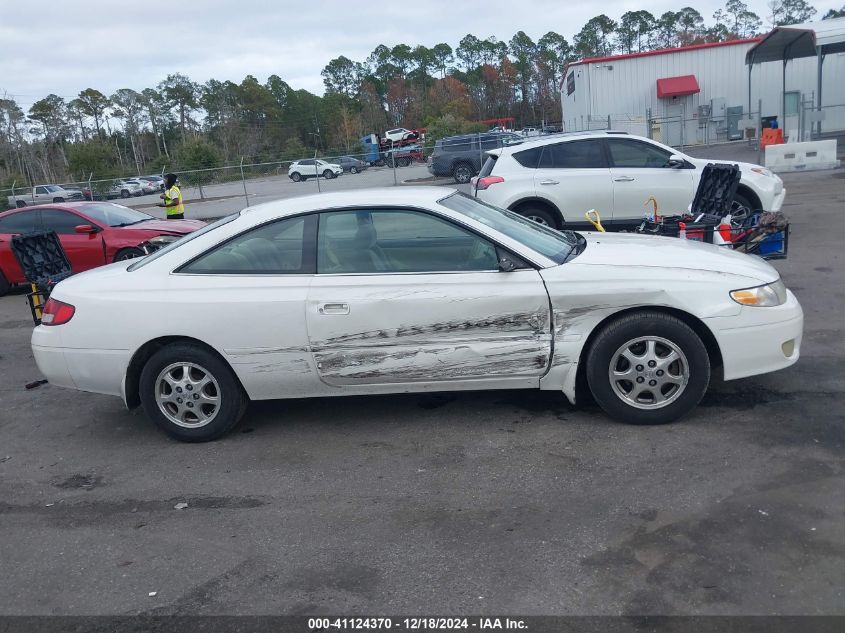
[0,270,11,297]
[730,192,754,222]
[139,343,246,442]
[322,169,334,179]
[453,162,474,184]
[585,311,710,425]
[114,247,145,262]
[53,197,65,203]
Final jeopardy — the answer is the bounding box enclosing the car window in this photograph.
[35,186,48,195]
[0,210,40,234]
[299,159,314,166]
[180,215,316,275]
[607,139,673,168]
[512,146,542,168]
[40,209,86,234]
[129,214,239,271]
[538,140,607,169]
[317,209,498,274]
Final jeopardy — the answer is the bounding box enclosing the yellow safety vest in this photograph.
[164,185,184,216]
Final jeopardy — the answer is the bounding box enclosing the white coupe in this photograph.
[32,188,803,442]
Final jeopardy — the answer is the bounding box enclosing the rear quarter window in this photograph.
[512,147,542,168]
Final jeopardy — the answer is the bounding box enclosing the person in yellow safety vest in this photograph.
[157,173,185,219]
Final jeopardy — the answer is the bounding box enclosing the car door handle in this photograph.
[613,176,635,182]
[539,180,559,185]
[318,302,350,315]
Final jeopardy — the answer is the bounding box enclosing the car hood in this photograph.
[571,231,779,283]
[117,219,205,234]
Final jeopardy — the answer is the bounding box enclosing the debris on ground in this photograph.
[173,502,188,510]
[148,591,157,597]
[25,379,48,390]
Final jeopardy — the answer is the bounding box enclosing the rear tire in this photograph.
[120,190,130,199]
[139,343,247,442]
[16,201,26,208]
[585,311,710,425]
[453,162,474,184]
[515,205,559,229]
[350,166,358,174]
[290,172,302,182]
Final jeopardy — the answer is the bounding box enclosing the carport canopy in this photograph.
[745,17,845,133]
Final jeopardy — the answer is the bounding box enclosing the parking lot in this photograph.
[1,164,843,616]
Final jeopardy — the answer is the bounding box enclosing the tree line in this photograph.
[1,0,836,189]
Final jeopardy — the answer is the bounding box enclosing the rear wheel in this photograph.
[585,311,710,425]
[515,205,559,229]
[290,171,302,182]
[453,162,474,184]
[16,201,26,208]
[350,166,358,174]
[139,343,247,442]
[114,247,145,262]
[120,189,130,199]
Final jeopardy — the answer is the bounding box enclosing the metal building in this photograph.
[561,19,845,147]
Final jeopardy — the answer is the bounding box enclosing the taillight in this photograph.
[41,298,75,326]
[475,176,504,190]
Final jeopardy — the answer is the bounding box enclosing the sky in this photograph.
[1,0,841,113]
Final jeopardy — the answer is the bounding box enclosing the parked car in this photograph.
[335,156,369,174]
[428,132,522,184]
[520,127,540,137]
[0,202,204,295]
[8,184,84,208]
[383,127,413,143]
[139,175,165,191]
[471,131,786,229]
[126,178,158,195]
[288,159,343,182]
[31,188,802,442]
[106,179,144,199]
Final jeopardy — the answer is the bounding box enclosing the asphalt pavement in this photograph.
[0,165,843,616]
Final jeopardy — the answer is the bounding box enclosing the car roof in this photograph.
[0,201,129,217]
[491,130,640,154]
[241,187,458,222]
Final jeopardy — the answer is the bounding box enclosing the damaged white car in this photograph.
[32,188,803,441]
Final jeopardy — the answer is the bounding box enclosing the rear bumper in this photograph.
[705,290,803,380]
[31,326,129,398]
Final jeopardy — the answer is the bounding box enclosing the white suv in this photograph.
[472,132,786,229]
[288,159,343,182]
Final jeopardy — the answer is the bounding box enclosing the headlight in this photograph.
[751,166,774,178]
[730,279,787,307]
[148,235,180,245]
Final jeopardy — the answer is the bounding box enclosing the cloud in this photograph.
[1,0,839,110]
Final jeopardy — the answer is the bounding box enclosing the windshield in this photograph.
[45,185,62,193]
[127,213,239,271]
[438,192,580,264]
[78,203,154,226]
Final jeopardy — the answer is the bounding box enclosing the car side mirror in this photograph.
[498,256,517,272]
[667,154,686,169]
[74,224,98,234]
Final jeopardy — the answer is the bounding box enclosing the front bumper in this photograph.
[705,289,803,380]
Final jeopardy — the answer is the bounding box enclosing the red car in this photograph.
[0,202,205,295]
